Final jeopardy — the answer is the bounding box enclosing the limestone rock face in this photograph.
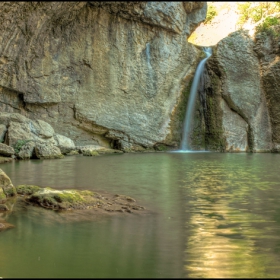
[220,99,248,152]
[0,2,206,150]
[204,30,272,152]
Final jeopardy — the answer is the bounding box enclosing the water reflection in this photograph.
[181,153,280,278]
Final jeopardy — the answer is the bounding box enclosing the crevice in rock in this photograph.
[221,95,253,152]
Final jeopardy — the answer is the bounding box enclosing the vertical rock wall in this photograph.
[0,2,207,151]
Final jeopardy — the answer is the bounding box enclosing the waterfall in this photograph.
[180,47,212,151]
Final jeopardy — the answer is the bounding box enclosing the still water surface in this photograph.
[1,152,280,278]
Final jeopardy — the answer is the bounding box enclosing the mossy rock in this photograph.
[82,150,100,156]
[0,169,17,197]
[16,185,42,195]
[0,188,6,202]
[26,188,101,210]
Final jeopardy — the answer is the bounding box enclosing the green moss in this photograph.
[0,188,6,202]
[3,185,17,197]
[16,185,42,195]
[205,4,218,24]
[82,150,100,156]
[13,139,32,154]
[154,144,168,151]
[237,2,280,37]
[26,188,100,210]
[53,191,85,204]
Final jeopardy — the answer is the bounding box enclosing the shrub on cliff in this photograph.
[237,2,280,37]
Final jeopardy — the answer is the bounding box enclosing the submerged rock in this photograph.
[0,220,15,231]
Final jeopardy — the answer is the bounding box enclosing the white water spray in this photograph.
[180,47,212,151]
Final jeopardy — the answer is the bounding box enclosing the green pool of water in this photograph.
[1,152,280,278]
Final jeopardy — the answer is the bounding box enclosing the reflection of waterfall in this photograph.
[180,47,212,151]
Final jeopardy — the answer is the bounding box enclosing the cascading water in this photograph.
[180,47,212,151]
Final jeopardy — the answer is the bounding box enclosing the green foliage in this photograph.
[237,2,280,36]
[256,16,280,36]
[205,4,217,24]
[13,139,32,154]
[237,2,252,26]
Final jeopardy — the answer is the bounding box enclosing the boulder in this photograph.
[30,119,55,139]
[17,141,36,159]
[27,188,100,210]
[18,184,145,213]
[0,168,17,199]
[79,145,123,156]
[54,134,76,154]
[34,142,64,159]
[0,143,15,157]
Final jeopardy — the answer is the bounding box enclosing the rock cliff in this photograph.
[187,28,280,153]
[0,2,207,151]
